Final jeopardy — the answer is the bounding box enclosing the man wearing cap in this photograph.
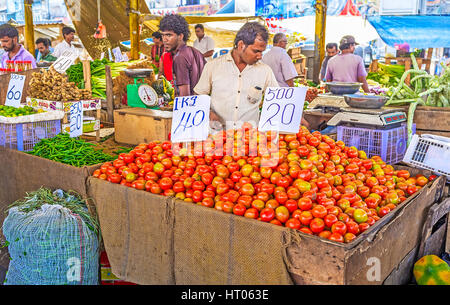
[325,35,369,93]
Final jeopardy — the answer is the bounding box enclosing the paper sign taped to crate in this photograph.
[171,95,210,143]
[63,119,100,134]
[5,74,26,108]
[26,97,101,112]
[259,87,307,134]
[70,101,83,137]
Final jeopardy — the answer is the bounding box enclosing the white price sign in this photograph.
[112,47,124,62]
[52,50,79,74]
[171,95,211,143]
[5,74,26,107]
[258,87,307,134]
[69,101,84,138]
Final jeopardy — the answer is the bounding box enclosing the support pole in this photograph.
[313,0,327,83]
[129,0,140,60]
[24,0,35,55]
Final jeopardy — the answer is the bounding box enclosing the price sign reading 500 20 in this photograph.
[258,87,307,134]
[69,101,83,138]
[171,95,211,143]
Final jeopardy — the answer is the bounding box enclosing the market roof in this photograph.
[367,15,450,49]
[62,0,151,59]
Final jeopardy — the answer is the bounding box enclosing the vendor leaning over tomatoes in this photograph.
[325,35,370,93]
[194,22,309,132]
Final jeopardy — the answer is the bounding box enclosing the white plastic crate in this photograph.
[403,134,450,180]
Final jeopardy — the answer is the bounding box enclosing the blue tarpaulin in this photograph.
[367,15,450,49]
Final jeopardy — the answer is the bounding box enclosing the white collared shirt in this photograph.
[194,52,279,129]
[52,40,78,58]
[193,35,215,62]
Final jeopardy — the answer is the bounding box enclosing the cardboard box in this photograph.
[114,107,172,145]
[288,47,302,59]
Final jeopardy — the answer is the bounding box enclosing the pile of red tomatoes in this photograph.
[93,123,434,243]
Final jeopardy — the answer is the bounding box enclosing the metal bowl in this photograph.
[124,68,153,78]
[343,94,389,109]
[325,82,362,95]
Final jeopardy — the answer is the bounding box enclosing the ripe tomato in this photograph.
[346,220,360,235]
[285,218,301,230]
[331,221,347,235]
[328,232,344,243]
[260,208,275,222]
[324,214,338,228]
[244,208,259,219]
[232,203,247,216]
[344,232,357,243]
[310,218,325,233]
[275,206,290,223]
[311,205,327,218]
[299,211,313,226]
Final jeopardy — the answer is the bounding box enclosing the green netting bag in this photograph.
[2,189,100,285]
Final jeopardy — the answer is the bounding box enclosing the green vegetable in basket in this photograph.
[0,105,39,117]
[27,133,116,167]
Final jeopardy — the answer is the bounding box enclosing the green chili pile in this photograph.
[27,133,116,167]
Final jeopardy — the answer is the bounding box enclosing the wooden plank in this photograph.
[386,105,450,131]
[105,65,114,123]
[446,211,450,254]
[417,198,450,259]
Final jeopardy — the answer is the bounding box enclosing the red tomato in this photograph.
[310,218,325,233]
[331,221,347,235]
[233,203,247,216]
[328,232,344,243]
[311,205,327,218]
[260,208,275,222]
[324,214,338,228]
[285,218,301,230]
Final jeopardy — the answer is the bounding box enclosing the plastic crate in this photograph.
[337,123,410,164]
[0,119,61,152]
[403,134,450,180]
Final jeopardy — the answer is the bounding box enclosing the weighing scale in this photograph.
[125,69,159,109]
[327,107,407,129]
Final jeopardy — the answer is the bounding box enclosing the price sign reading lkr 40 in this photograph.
[258,87,307,134]
[171,95,211,143]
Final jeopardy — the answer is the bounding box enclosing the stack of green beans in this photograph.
[27,133,116,167]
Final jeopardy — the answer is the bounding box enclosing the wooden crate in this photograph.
[384,197,450,284]
[286,170,446,285]
[288,47,302,59]
[387,105,450,137]
[114,107,172,145]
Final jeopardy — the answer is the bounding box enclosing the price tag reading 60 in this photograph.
[258,87,307,134]
[5,74,26,107]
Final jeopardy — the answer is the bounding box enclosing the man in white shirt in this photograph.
[194,22,279,130]
[262,33,298,87]
[52,26,78,58]
[193,24,215,62]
